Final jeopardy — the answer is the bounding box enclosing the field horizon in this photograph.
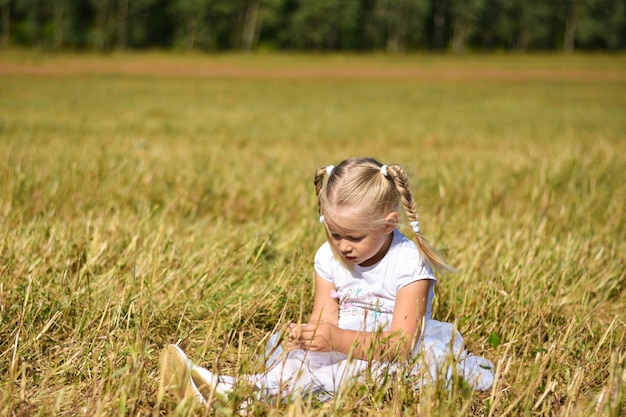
[0,51,624,416]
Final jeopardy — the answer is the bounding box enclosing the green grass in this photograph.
[0,51,624,416]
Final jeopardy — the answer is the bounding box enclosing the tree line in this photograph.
[1,0,624,53]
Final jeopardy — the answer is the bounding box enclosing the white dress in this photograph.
[248,230,495,398]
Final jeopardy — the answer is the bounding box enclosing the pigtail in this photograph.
[386,164,456,273]
[314,166,330,216]
[314,167,327,200]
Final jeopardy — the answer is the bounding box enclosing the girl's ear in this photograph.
[384,212,399,233]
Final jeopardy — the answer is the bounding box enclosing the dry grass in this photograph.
[0,51,624,416]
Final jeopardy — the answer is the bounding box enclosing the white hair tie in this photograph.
[380,165,388,177]
[319,215,325,223]
[410,221,420,233]
[325,165,335,176]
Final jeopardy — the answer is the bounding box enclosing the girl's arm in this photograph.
[309,272,340,326]
[288,273,339,349]
[299,279,430,361]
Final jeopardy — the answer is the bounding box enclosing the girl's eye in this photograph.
[331,233,364,242]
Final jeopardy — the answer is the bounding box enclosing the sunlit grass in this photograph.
[0,52,624,416]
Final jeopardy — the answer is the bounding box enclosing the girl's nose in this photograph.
[338,240,351,253]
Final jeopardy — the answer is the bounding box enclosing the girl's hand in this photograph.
[285,322,303,351]
[299,322,338,352]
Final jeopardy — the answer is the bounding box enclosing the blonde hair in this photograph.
[314,157,454,272]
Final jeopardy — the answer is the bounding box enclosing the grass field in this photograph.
[0,51,624,416]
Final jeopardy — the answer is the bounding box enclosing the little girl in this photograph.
[159,157,495,405]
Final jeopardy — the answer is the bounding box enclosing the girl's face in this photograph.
[323,207,398,267]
